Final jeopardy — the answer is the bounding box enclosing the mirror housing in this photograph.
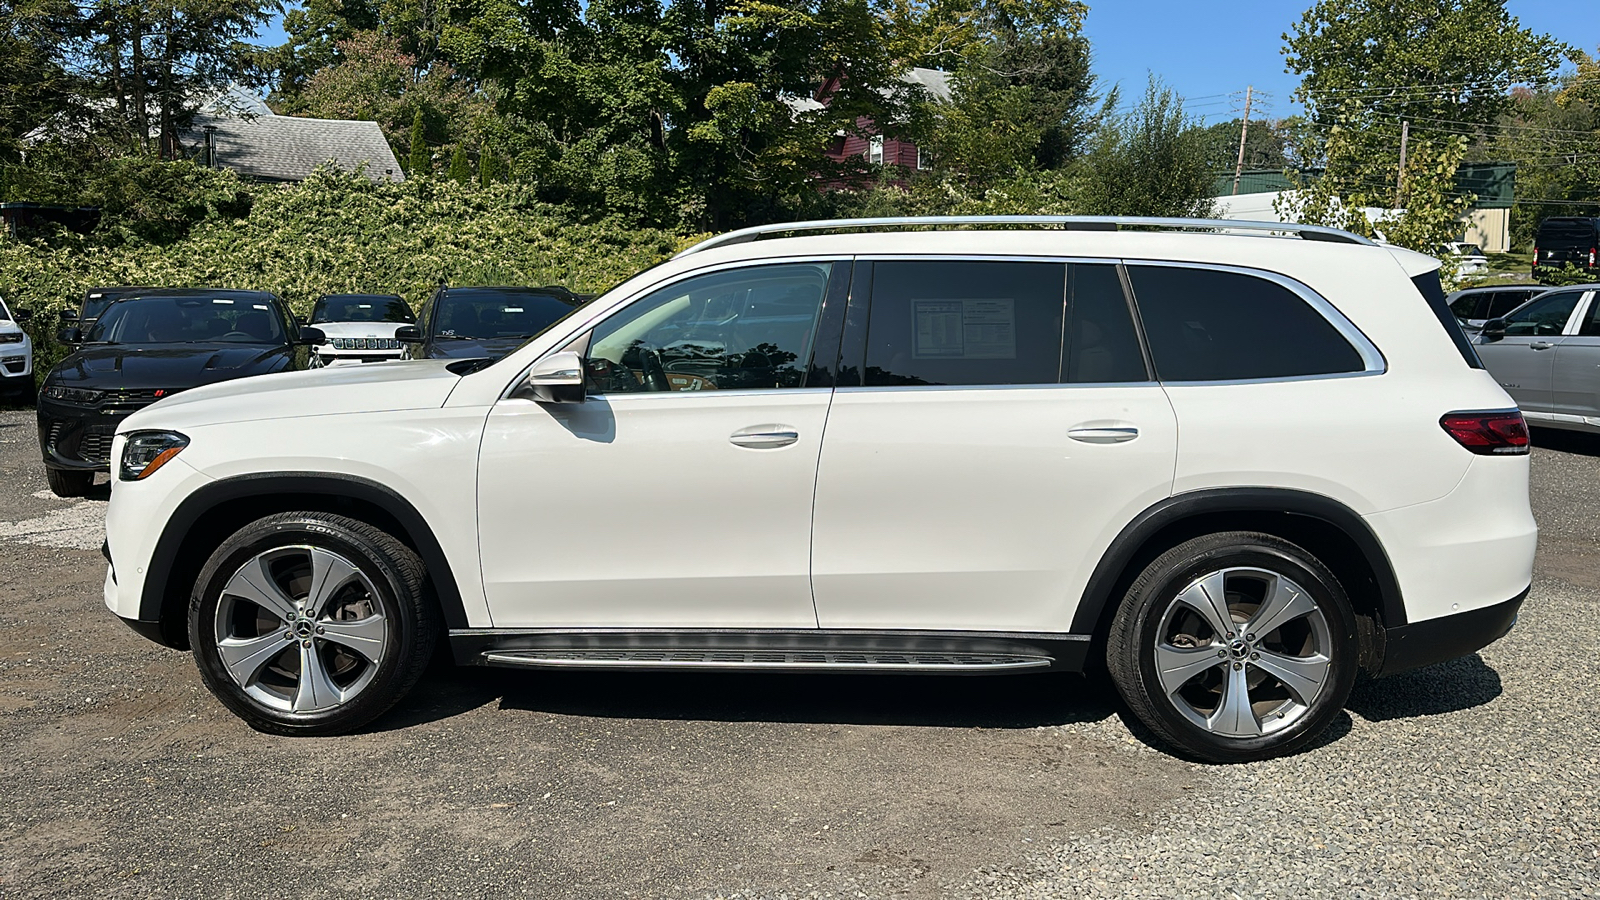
[297,325,327,346]
[57,326,82,344]
[395,325,423,343]
[522,351,586,404]
[1479,318,1506,341]
[59,309,77,322]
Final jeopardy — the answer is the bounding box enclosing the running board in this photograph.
[450,628,1090,674]
[481,648,1052,672]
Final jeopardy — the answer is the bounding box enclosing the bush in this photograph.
[0,167,685,383]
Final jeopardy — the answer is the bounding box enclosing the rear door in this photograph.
[1476,289,1587,415]
[809,258,1176,633]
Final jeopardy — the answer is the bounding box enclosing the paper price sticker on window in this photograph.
[912,299,1016,359]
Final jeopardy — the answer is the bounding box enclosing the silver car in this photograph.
[1475,283,1600,432]
[1448,285,1546,330]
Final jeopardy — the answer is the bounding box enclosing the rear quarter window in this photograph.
[1125,265,1366,381]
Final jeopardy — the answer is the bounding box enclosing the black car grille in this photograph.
[45,419,114,465]
[100,388,180,413]
[78,432,114,464]
[1,355,24,374]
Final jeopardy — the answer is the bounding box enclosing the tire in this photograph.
[188,512,438,736]
[46,467,93,498]
[1106,531,1359,763]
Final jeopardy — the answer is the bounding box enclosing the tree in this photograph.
[408,107,429,175]
[448,144,470,182]
[262,0,380,102]
[1201,117,1291,175]
[1074,80,1215,218]
[0,0,79,170]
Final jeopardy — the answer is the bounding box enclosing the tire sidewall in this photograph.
[1125,538,1360,762]
[189,516,417,733]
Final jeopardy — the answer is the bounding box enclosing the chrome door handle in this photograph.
[1530,341,1555,350]
[729,425,799,448]
[1068,426,1139,444]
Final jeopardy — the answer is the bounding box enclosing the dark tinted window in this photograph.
[431,288,584,340]
[1504,290,1583,336]
[1449,293,1485,320]
[1128,265,1365,381]
[1484,291,1534,320]
[312,294,413,324]
[82,287,152,321]
[586,263,829,393]
[90,294,286,344]
[1065,264,1147,383]
[864,261,1064,386]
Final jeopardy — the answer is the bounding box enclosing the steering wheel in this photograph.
[221,331,253,340]
[639,348,672,392]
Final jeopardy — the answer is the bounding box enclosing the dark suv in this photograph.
[1533,217,1600,282]
[401,285,588,361]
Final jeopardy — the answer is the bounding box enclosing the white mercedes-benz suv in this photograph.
[101,217,1536,762]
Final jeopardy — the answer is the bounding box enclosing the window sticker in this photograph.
[912,298,1016,359]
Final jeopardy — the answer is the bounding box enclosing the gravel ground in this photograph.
[0,407,1597,898]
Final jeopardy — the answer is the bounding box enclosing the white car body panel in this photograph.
[0,309,32,391]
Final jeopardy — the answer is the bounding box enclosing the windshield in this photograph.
[0,295,11,322]
[82,288,149,321]
[311,295,414,324]
[88,295,287,344]
[432,289,587,341]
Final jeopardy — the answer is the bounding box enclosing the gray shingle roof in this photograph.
[189,113,403,184]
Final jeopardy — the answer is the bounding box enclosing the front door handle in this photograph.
[730,425,799,448]
[1068,426,1139,444]
[1530,341,1555,350]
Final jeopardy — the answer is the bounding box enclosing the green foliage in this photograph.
[408,109,429,176]
[1074,80,1216,218]
[479,147,502,185]
[448,145,471,183]
[0,169,684,374]
[1,154,252,245]
[1538,263,1598,287]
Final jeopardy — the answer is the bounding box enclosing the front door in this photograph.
[810,259,1178,633]
[1476,289,1587,415]
[1552,291,1600,422]
[477,261,846,628]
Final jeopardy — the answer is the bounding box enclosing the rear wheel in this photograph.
[188,513,438,735]
[46,467,93,498]
[1106,532,1358,763]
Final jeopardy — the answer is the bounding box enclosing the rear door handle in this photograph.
[1530,341,1555,350]
[730,425,799,449]
[1068,426,1139,444]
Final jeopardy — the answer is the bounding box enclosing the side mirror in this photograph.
[297,325,327,346]
[395,325,423,343]
[522,351,586,404]
[295,314,308,326]
[59,309,78,322]
[1479,318,1506,341]
[57,326,82,344]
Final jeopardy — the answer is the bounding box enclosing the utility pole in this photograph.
[1396,119,1410,206]
[1231,86,1254,196]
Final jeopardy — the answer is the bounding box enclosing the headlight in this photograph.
[42,385,103,404]
[0,333,22,344]
[119,431,189,481]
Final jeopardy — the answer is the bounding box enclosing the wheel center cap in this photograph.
[294,619,314,638]
[1228,638,1250,659]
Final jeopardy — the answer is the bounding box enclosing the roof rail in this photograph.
[673,215,1376,258]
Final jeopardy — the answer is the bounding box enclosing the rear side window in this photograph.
[1408,270,1483,369]
[864,261,1065,386]
[1126,265,1365,381]
[1449,294,1484,320]
[1065,264,1148,383]
[1485,291,1533,319]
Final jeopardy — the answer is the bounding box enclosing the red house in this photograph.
[792,67,951,186]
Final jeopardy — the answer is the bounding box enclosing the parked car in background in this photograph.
[307,293,414,367]
[1447,285,1545,330]
[100,217,1534,764]
[37,288,317,497]
[400,285,588,361]
[1475,283,1600,434]
[0,293,34,402]
[1440,242,1489,279]
[1532,217,1600,282]
[64,286,157,330]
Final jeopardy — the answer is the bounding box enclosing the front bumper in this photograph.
[1376,588,1526,676]
[37,399,128,472]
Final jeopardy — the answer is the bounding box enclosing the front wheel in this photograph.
[1106,532,1359,763]
[188,513,438,735]
[46,467,93,498]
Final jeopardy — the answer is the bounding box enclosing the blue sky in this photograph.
[257,1,1599,122]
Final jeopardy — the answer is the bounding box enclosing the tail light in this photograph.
[1440,410,1530,455]
[1590,247,1597,267]
[1532,245,1540,268]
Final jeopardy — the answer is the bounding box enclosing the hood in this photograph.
[313,321,409,340]
[121,359,465,432]
[424,336,529,360]
[0,319,24,338]
[48,343,292,389]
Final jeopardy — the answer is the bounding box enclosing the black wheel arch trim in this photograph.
[138,471,469,643]
[1069,487,1407,635]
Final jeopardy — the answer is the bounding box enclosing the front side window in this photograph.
[585,263,830,394]
[1484,291,1533,320]
[1503,291,1583,336]
[1127,265,1365,382]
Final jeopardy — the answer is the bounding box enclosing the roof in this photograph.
[188,112,403,184]
[902,68,952,103]
[1215,163,1516,210]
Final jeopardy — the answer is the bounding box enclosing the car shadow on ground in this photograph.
[376,664,1122,733]
[1532,427,1600,456]
[1345,653,1503,721]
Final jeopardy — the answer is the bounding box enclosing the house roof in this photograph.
[188,112,403,184]
[903,68,951,103]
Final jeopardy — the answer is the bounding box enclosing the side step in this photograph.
[481,648,1052,672]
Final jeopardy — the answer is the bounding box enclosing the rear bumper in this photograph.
[1376,588,1525,677]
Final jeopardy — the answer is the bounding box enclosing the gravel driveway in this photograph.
[0,407,1595,898]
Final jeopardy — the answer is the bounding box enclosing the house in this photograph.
[792,67,952,184]
[187,87,403,184]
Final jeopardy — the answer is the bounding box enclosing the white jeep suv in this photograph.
[102,217,1536,762]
